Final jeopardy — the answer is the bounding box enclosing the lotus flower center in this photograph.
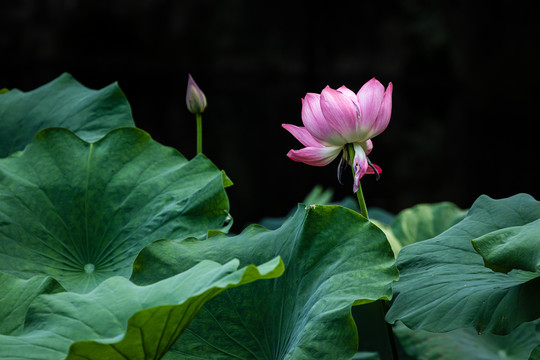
[84,263,95,274]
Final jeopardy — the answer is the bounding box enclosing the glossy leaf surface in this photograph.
[133,204,398,359]
[386,194,540,335]
[0,128,230,292]
[0,73,135,157]
[0,259,283,360]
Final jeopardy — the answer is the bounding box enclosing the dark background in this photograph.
[2,0,538,231]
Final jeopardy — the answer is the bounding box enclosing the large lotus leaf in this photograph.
[472,218,540,273]
[0,73,135,158]
[386,194,540,335]
[0,127,231,292]
[131,204,398,359]
[394,320,540,360]
[0,273,64,336]
[0,258,284,360]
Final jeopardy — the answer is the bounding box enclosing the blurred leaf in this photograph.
[395,320,540,360]
[0,73,135,158]
[0,128,231,292]
[370,202,465,257]
[530,346,540,360]
[371,219,401,257]
[257,185,385,231]
[302,184,334,205]
[258,185,334,230]
[0,258,283,360]
[386,194,540,335]
[368,207,396,226]
[352,352,381,360]
[133,204,398,359]
[390,201,467,247]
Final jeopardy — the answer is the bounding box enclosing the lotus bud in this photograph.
[186,74,207,114]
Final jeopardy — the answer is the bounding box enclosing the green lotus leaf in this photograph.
[0,258,284,360]
[386,194,540,335]
[367,202,466,257]
[352,352,381,360]
[394,320,540,360]
[531,346,540,360]
[472,219,540,273]
[0,273,64,336]
[132,204,398,359]
[390,201,467,248]
[0,73,135,158]
[0,127,231,293]
[367,207,396,226]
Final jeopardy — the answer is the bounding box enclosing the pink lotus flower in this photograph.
[283,78,393,193]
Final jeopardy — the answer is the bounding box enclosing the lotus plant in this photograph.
[1,73,538,360]
[283,78,393,217]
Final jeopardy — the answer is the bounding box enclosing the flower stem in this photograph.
[346,148,398,358]
[355,180,369,219]
[196,113,202,154]
[347,145,369,218]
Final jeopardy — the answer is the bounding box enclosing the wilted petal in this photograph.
[282,124,324,148]
[352,143,369,193]
[367,82,393,139]
[366,163,382,175]
[301,93,346,146]
[320,86,359,143]
[286,145,342,166]
[356,141,381,175]
[357,78,385,133]
[356,141,382,176]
